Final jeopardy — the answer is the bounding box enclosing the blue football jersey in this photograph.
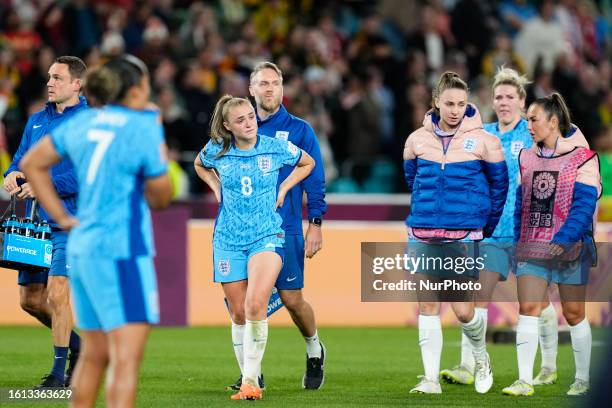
[199,135,302,250]
[483,118,533,239]
[50,105,168,259]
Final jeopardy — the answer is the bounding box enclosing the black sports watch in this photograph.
[309,217,322,227]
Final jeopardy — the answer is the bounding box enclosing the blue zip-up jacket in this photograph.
[5,96,88,226]
[257,105,327,235]
[403,105,509,236]
[483,118,533,239]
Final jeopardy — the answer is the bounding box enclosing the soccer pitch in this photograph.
[1,326,607,407]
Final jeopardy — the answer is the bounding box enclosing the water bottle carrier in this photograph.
[0,197,53,273]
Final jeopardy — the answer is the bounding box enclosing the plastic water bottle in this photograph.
[39,221,51,240]
[6,214,20,235]
[22,217,35,237]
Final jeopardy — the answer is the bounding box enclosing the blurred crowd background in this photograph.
[0,0,610,197]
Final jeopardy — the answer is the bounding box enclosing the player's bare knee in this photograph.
[83,348,109,366]
[418,302,438,316]
[279,291,304,312]
[562,308,585,326]
[455,310,474,323]
[20,293,41,315]
[47,287,69,310]
[244,297,266,318]
[519,302,542,317]
[230,310,246,325]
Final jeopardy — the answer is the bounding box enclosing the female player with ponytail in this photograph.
[502,92,601,396]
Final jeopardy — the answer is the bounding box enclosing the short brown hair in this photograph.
[55,56,87,80]
[250,61,283,84]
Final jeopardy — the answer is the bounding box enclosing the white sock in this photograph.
[243,319,268,386]
[538,303,558,371]
[231,322,245,374]
[461,311,486,361]
[305,330,322,358]
[418,314,442,382]
[460,331,474,372]
[461,308,487,372]
[517,314,539,385]
[569,318,591,382]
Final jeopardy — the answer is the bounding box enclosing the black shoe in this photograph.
[302,342,326,390]
[226,374,265,390]
[35,374,65,389]
[64,351,79,387]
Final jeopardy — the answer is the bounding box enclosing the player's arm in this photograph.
[403,133,417,192]
[482,136,509,237]
[20,136,78,230]
[276,150,314,209]
[551,156,601,252]
[298,125,327,258]
[194,155,221,203]
[50,169,78,198]
[145,173,173,210]
[299,125,327,220]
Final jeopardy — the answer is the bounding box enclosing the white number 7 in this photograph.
[86,129,115,185]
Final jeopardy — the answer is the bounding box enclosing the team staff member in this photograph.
[3,56,87,388]
[22,56,173,408]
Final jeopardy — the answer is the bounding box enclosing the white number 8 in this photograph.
[241,176,253,196]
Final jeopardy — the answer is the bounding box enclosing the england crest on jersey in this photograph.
[275,131,289,141]
[511,141,524,156]
[258,155,272,172]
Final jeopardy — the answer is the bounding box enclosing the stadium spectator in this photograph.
[514,0,566,76]
[498,0,538,38]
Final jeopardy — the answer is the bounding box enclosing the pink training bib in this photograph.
[516,147,596,261]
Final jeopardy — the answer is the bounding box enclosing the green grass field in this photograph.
[0,326,608,407]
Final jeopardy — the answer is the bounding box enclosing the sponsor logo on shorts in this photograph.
[218,259,231,276]
[286,276,297,282]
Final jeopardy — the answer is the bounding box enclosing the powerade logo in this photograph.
[7,246,37,256]
[267,296,283,315]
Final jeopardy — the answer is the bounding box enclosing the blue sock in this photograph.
[69,331,81,354]
[51,346,69,381]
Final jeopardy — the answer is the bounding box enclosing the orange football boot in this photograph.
[230,383,263,400]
